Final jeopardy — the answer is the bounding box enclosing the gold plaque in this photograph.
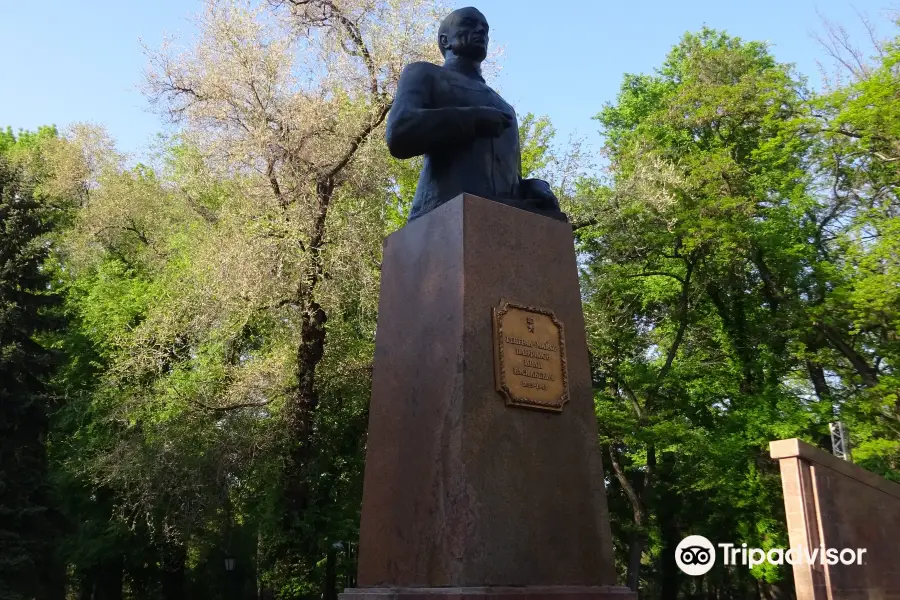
[492,301,568,412]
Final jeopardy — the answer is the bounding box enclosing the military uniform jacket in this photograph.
[385,61,521,221]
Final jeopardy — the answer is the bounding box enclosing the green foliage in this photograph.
[0,136,65,600]
[805,30,900,478]
[4,12,900,600]
[584,24,899,597]
[518,112,556,178]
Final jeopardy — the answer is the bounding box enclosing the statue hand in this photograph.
[520,178,559,209]
[469,107,513,138]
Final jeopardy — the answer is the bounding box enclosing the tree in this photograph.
[584,29,821,596]
[804,19,900,476]
[6,9,895,600]
[0,137,65,600]
[49,0,450,595]
[583,21,900,597]
[144,0,445,541]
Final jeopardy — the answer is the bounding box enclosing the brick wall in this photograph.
[770,438,900,600]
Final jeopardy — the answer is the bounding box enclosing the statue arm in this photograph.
[386,63,481,159]
[519,178,560,209]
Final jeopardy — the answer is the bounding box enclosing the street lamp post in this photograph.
[224,553,237,600]
[325,542,344,600]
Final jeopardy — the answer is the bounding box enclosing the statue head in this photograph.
[438,7,489,63]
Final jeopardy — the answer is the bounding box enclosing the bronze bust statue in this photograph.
[386,6,566,222]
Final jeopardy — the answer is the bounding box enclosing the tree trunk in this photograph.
[705,281,758,395]
[160,544,186,600]
[77,566,97,600]
[281,182,332,562]
[93,556,124,600]
[658,455,680,600]
[806,360,832,404]
[256,528,263,600]
[624,530,644,591]
[324,547,337,600]
[35,552,66,600]
[608,445,651,592]
[817,323,879,386]
[659,527,680,599]
[759,581,791,600]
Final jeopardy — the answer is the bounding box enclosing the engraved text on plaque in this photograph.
[492,300,568,412]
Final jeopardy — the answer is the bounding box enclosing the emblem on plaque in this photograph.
[492,300,569,412]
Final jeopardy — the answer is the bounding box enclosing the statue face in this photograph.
[440,7,489,62]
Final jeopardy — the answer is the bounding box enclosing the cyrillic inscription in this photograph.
[515,347,550,360]
[493,301,568,412]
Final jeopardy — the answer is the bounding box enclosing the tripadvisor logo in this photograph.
[675,535,868,576]
[676,535,716,576]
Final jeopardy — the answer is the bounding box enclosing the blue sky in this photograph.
[2,0,895,160]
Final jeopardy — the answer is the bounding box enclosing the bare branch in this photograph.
[94,224,151,246]
[658,259,694,381]
[282,0,380,96]
[323,102,391,181]
[813,9,871,79]
[607,445,645,526]
[571,218,598,231]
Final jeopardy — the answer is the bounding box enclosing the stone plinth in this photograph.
[770,438,900,600]
[341,587,634,600]
[342,194,630,600]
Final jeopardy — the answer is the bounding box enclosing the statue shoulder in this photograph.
[398,61,442,81]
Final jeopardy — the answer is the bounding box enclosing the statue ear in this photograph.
[439,33,450,52]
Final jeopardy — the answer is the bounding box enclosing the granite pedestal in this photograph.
[770,439,900,600]
[342,194,634,600]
